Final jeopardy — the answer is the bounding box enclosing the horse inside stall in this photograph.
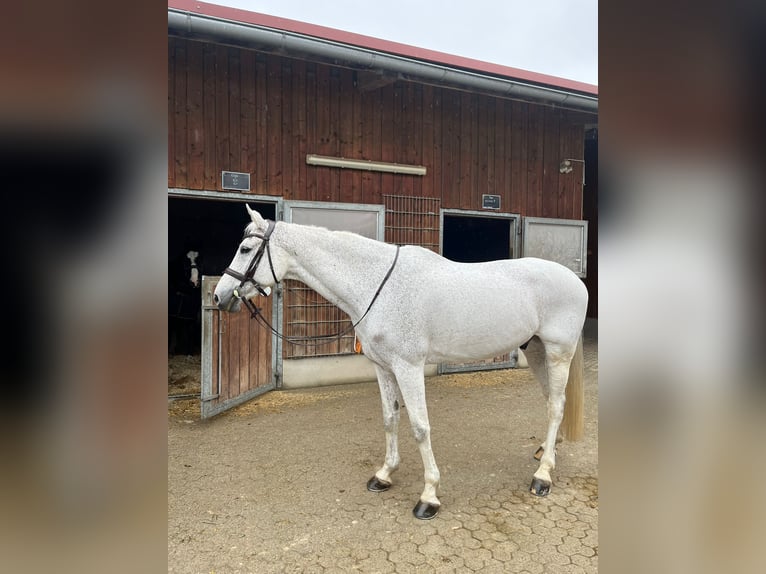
[168,248,204,355]
[213,205,588,520]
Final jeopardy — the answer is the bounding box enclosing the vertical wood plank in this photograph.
[255,54,268,191]
[257,301,270,387]
[238,309,249,396]
[411,84,423,197]
[542,106,559,218]
[494,98,506,208]
[328,68,342,202]
[267,57,282,197]
[240,50,255,187]
[203,43,217,190]
[293,60,307,202]
[228,48,241,174]
[219,313,230,399]
[315,64,331,201]
[470,94,480,209]
[173,40,188,189]
[392,82,403,166]
[370,88,383,203]
[248,312,260,391]
[379,83,395,198]
[338,68,354,204]
[399,84,415,198]
[442,90,460,209]
[478,96,491,199]
[168,39,175,189]
[305,62,317,201]
[211,310,219,399]
[359,89,379,204]
[215,45,229,191]
[281,61,293,199]
[351,72,363,203]
[511,101,526,215]
[422,85,436,200]
[459,92,473,209]
[526,105,543,216]
[186,41,204,190]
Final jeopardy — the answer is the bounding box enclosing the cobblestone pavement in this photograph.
[169,337,597,572]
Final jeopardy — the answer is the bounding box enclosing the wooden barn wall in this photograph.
[169,37,591,218]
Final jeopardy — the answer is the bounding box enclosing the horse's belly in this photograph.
[425,320,534,363]
[426,342,517,364]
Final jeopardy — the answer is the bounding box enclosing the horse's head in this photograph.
[213,205,282,312]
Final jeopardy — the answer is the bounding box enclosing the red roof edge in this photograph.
[168,0,598,96]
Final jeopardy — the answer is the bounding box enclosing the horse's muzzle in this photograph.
[213,292,241,312]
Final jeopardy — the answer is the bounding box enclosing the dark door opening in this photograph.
[168,197,276,357]
[440,212,516,373]
[442,214,513,262]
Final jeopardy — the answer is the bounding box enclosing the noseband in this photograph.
[223,220,279,312]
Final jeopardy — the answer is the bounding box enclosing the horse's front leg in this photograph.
[367,366,401,492]
[394,363,441,520]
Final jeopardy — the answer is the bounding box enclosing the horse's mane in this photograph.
[246,220,380,246]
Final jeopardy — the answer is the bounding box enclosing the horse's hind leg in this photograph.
[530,341,575,496]
[393,363,441,520]
[523,337,550,459]
[367,365,401,492]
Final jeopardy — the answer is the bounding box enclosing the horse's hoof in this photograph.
[533,446,544,461]
[530,477,551,496]
[413,501,440,520]
[366,476,392,492]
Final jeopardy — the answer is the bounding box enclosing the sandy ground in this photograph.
[168,338,598,572]
[169,355,202,398]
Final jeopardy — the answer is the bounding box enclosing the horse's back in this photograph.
[391,249,586,361]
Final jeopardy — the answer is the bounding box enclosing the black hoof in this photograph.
[533,446,544,461]
[530,477,551,497]
[366,476,392,492]
[413,501,440,520]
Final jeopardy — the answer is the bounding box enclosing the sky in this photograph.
[207,1,598,86]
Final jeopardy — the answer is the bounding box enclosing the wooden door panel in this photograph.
[201,276,275,418]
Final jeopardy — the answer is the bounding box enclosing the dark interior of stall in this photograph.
[168,197,276,356]
[442,215,513,263]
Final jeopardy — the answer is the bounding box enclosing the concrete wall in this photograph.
[282,355,439,389]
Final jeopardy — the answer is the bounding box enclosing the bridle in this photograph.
[223,219,279,316]
[222,219,400,347]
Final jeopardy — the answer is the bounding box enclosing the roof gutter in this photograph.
[168,9,598,113]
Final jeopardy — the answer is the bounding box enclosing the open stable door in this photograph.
[200,275,277,419]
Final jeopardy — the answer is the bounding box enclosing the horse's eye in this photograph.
[240,246,252,254]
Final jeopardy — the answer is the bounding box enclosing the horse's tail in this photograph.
[561,334,585,441]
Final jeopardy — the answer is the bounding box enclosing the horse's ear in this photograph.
[245,204,265,225]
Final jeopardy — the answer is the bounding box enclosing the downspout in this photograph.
[168,10,598,113]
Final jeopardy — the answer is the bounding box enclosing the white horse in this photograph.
[214,205,588,519]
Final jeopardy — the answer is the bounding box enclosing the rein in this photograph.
[224,220,401,347]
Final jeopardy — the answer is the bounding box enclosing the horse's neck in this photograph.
[280,225,393,320]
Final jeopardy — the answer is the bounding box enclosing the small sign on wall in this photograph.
[221,171,251,191]
[482,194,501,210]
